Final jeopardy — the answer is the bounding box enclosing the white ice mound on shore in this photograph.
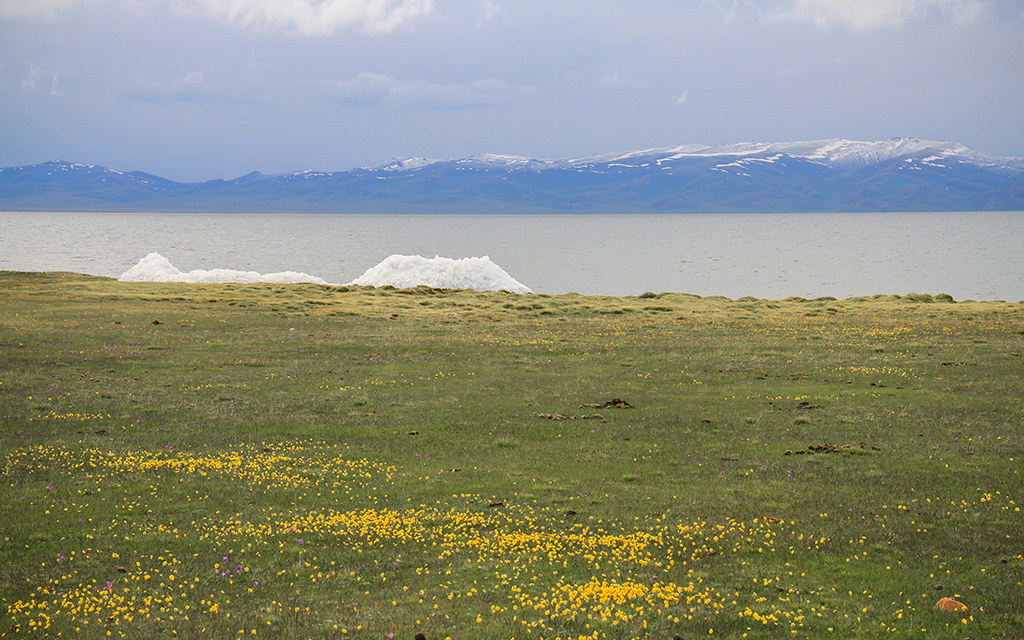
[118,253,328,285]
[347,254,532,294]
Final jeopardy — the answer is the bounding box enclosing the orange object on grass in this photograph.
[934,597,968,612]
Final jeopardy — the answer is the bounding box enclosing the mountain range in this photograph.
[2,138,1022,213]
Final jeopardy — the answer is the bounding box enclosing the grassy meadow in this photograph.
[1,271,1022,639]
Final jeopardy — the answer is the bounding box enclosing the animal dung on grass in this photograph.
[934,597,968,613]
[580,398,634,408]
[795,400,821,409]
[787,442,874,455]
[534,412,604,420]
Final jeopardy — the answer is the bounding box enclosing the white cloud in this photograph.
[599,70,650,91]
[125,71,235,104]
[179,0,435,36]
[601,71,625,86]
[21,62,60,95]
[1,0,432,33]
[476,0,498,25]
[0,0,98,20]
[398,76,535,108]
[777,0,985,30]
[310,72,536,108]
[312,72,394,105]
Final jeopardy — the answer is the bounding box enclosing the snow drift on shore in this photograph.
[117,252,532,293]
[348,255,532,293]
[118,253,328,285]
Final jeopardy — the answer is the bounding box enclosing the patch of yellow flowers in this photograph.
[4,441,1013,637]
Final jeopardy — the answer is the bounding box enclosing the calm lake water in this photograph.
[2,211,1022,301]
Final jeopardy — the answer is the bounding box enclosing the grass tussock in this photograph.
[1,270,1023,639]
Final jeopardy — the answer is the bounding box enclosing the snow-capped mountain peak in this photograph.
[355,138,1017,174]
[3,138,1021,213]
[362,157,445,171]
[586,138,994,170]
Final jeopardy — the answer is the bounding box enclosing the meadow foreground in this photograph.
[1,272,1022,639]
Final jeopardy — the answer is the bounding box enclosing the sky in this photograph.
[2,0,1023,182]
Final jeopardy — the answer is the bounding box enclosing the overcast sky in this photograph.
[2,0,1022,182]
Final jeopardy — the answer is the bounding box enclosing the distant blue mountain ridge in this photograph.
[2,138,1022,213]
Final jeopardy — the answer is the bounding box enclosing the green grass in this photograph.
[1,270,1022,639]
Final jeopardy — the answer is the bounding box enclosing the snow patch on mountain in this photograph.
[5,138,1021,214]
[364,157,446,171]
[353,138,1020,174]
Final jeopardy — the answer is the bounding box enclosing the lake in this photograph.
[1,211,1022,301]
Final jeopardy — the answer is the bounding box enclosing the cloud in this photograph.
[776,0,985,30]
[601,71,625,86]
[124,71,235,105]
[476,0,498,25]
[310,72,394,106]
[309,72,536,108]
[178,0,435,36]
[397,77,536,108]
[1,0,432,34]
[21,62,60,95]
[0,0,97,20]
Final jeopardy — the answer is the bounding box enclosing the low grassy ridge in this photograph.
[1,271,1022,639]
